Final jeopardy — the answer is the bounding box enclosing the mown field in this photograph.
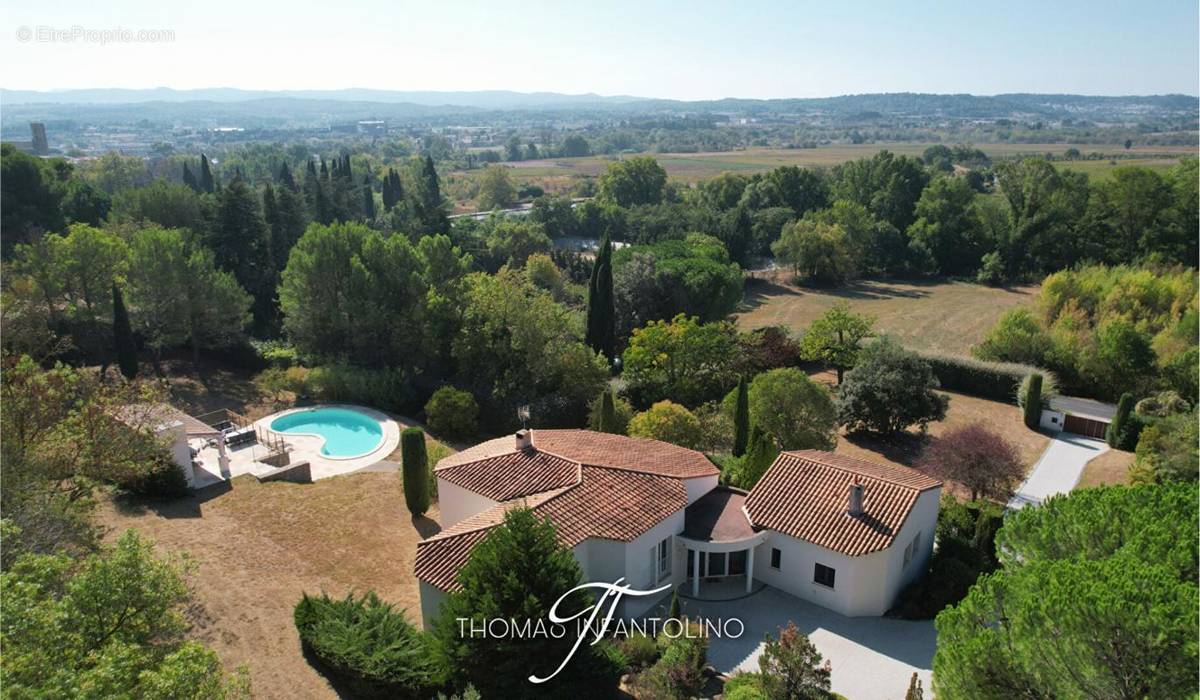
[736,276,1040,357]
[443,142,1195,207]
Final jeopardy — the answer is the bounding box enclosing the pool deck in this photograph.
[190,404,401,487]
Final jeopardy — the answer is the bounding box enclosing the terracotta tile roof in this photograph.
[433,429,717,503]
[435,448,578,501]
[744,450,941,557]
[532,430,719,479]
[415,467,685,591]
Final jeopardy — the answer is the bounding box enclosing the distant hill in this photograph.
[2,89,1194,131]
[0,88,648,110]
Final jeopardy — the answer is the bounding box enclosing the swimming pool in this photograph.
[269,407,384,458]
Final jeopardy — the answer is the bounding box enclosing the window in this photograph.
[770,548,782,570]
[657,537,671,580]
[708,552,727,577]
[814,563,836,588]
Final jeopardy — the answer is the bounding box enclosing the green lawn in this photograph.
[736,276,1039,357]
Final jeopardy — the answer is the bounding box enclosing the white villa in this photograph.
[415,429,941,627]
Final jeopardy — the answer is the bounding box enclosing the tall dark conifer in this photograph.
[278,162,297,192]
[112,284,138,380]
[182,162,199,191]
[585,234,615,360]
[362,175,376,220]
[733,377,750,457]
[199,154,215,193]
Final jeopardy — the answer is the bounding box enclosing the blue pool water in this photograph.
[270,408,384,458]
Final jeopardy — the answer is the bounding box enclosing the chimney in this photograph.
[848,483,864,516]
[515,429,532,451]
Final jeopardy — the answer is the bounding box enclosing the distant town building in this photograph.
[30,123,48,155]
[357,120,387,135]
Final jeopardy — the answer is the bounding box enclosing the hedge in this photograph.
[294,591,440,698]
[920,353,1053,404]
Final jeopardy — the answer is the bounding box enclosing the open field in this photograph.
[1054,157,1183,181]
[98,473,440,700]
[447,142,1195,198]
[737,277,1039,357]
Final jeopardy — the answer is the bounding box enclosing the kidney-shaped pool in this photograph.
[270,407,384,458]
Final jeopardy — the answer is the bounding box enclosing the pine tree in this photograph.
[199,154,215,193]
[733,376,750,457]
[278,162,297,192]
[182,162,199,192]
[401,428,430,517]
[598,390,618,433]
[585,234,615,360]
[272,185,308,270]
[1107,392,1134,448]
[1023,372,1043,429]
[112,284,138,380]
[215,178,275,329]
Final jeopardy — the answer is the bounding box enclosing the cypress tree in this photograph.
[112,284,138,380]
[319,157,328,180]
[668,590,681,619]
[585,234,615,360]
[416,156,447,234]
[401,428,430,517]
[733,377,750,457]
[306,159,317,178]
[182,162,199,191]
[278,162,297,192]
[598,390,618,434]
[381,172,395,210]
[362,175,376,220]
[1107,392,1134,447]
[1023,372,1043,429]
[199,154,215,193]
[737,426,778,489]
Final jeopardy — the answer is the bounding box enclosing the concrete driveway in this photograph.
[682,586,934,700]
[1008,432,1108,509]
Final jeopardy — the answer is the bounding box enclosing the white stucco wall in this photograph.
[419,580,448,631]
[683,474,719,505]
[1039,408,1066,432]
[751,487,940,617]
[437,478,498,527]
[166,429,195,487]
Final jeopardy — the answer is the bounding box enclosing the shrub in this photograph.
[922,353,1050,403]
[306,363,414,413]
[424,387,479,440]
[632,622,709,700]
[617,633,661,670]
[293,591,440,698]
[401,429,430,517]
[627,401,705,449]
[723,672,769,700]
[252,339,300,368]
[1016,370,1058,409]
[759,621,831,699]
[121,457,191,498]
[1135,391,1191,417]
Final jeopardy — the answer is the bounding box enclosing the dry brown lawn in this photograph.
[737,277,1040,357]
[97,473,440,700]
[1077,449,1135,488]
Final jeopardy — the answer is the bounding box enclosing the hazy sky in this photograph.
[2,0,1197,99]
